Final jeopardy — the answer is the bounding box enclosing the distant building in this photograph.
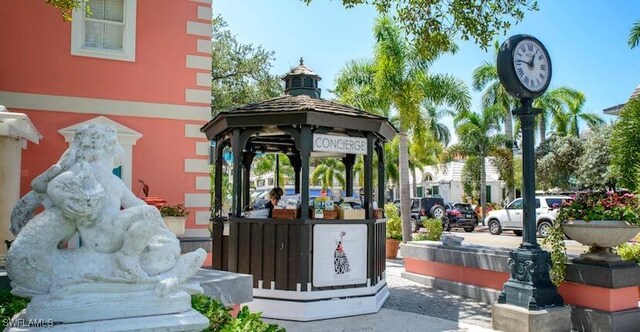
[603,84,640,116]
[0,1,214,243]
[415,159,505,204]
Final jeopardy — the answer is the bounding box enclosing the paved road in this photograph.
[440,226,589,256]
[265,260,494,331]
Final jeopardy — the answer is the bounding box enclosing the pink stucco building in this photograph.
[0,0,213,263]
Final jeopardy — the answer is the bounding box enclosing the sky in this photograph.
[214,0,640,143]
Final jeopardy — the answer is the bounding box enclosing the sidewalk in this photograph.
[265,259,494,332]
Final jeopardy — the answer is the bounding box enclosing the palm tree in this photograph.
[533,87,579,144]
[311,158,345,190]
[630,20,640,49]
[333,60,390,117]
[563,91,604,137]
[421,101,455,146]
[611,97,640,191]
[253,154,293,186]
[335,16,470,242]
[450,106,510,222]
[472,41,516,200]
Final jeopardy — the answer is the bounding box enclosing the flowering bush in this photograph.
[545,191,640,285]
[555,191,640,225]
[159,203,189,217]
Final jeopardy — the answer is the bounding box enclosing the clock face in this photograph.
[512,39,550,92]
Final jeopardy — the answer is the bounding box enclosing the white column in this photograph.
[0,107,41,258]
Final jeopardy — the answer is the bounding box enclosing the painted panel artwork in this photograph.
[312,224,367,287]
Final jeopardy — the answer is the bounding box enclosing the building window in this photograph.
[432,185,439,196]
[71,0,137,62]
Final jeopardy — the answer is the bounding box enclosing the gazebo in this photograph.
[201,59,396,321]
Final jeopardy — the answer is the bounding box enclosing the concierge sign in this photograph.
[312,134,367,155]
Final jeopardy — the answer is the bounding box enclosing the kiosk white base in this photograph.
[247,281,389,321]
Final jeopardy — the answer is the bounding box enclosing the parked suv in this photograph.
[409,197,446,232]
[443,202,478,232]
[484,196,570,237]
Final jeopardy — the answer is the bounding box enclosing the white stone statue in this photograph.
[7,124,207,327]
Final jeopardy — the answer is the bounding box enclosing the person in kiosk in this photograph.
[265,187,283,218]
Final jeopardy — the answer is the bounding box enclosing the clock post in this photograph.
[493,35,570,332]
[498,98,563,309]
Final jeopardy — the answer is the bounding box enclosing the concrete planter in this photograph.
[562,220,640,261]
[163,216,186,238]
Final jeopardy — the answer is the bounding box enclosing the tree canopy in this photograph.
[576,126,616,190]
[211,16,283,115]
[535,135,583,191]
[302,0,538,56]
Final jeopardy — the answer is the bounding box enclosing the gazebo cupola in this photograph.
[283,57,321,98]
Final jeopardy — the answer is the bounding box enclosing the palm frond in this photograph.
[471,62,497,91]
[629,20,640,49]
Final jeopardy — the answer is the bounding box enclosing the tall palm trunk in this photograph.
[480,154,487,225]
[539,113,547,145]
[411,167,418,197]
[503,104,515,202]
[398,130,412,243]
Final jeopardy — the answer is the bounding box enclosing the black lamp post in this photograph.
[496,35,563,309]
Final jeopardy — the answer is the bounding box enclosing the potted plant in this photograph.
[159,203,189,238]
[545,191,640,284]
[384,203,402,259]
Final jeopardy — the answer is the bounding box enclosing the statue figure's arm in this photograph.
[32,148,76,193]
[120,183,146,208]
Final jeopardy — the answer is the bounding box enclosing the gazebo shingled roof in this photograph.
[282,59,320,78]
[201,94,397,141]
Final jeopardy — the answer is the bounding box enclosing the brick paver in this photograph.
[384,259,493,329]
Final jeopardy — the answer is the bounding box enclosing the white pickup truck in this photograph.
[484,196,570,237]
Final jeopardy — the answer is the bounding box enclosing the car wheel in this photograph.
[410,218,421,233]
[430,205,445,219]
[442,217,452,231]
[513,230,523,236]
[488,220,502,235]
[538,220,553,238]
[464,227,475,232]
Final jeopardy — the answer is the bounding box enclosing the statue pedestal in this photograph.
[26,287,195,323]
[7,308,208,332]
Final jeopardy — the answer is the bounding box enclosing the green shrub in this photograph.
[191,294,284,332]
[421,218,443,241]
[0,290,29,323]
[617,243,640,264]
[159,203,189,217]
[192,294,233,331]
[384,203,402,240]
[411,232,429,241]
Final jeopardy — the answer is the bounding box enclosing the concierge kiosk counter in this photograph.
[201,60,396,321]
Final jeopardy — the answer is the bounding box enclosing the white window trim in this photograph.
[70,0,137,62]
